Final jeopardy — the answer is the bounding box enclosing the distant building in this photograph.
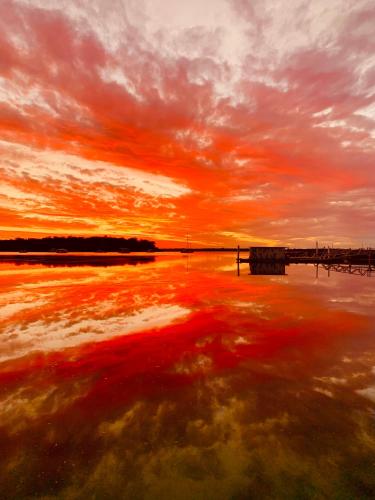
[250,247,286,261]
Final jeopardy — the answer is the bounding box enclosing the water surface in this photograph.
[1,253,375,499]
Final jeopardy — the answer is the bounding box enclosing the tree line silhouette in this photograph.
[0,236,156,252]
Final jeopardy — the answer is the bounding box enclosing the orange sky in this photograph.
[0,0,374,247]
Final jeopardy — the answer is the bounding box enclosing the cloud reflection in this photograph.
[1,254,375,497]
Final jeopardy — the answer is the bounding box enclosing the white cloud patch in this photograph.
[0,140,191,199]
[0,304,191,362]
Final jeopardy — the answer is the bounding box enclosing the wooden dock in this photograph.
[237,246,375,265]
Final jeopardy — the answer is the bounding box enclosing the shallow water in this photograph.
[1,253,375,499]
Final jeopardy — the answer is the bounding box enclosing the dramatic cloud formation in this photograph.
[0,0,374,246]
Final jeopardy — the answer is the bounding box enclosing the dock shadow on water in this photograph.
[249,261,286,275]
[1,253,375,499]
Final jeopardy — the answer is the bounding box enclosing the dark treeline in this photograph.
[0,236,156,252]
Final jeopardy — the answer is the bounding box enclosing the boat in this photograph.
[55,248,69,253]
[180,234,194,253]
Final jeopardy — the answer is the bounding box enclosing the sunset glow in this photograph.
[2,255,375,497]
[1,0,374,246]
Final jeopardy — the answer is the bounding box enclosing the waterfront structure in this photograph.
[249,247,286,261]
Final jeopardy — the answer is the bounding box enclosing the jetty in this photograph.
[237,246,375,265]
[236,246,375,277]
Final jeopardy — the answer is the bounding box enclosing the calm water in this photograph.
[1,253,375,499]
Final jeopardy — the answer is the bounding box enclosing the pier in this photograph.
[237,246,375,266]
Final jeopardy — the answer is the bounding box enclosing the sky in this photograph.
[0,0,374,247]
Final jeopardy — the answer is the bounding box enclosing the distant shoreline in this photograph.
[1,248,374,268]
[0,247,373,253]
[0,236,156,253]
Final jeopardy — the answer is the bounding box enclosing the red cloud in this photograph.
[0,0,374,245]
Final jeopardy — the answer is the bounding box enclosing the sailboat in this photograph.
[180,234,194,253]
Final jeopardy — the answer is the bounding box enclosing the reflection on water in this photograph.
[0,254,155,267]
[1,253,375,499]
[249,261,286,275]
[321,263,375,277]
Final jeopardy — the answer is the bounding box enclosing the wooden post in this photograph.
[237,245,240,276]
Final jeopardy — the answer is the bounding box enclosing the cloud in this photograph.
[0,0,374,244]
[1,141,191,199]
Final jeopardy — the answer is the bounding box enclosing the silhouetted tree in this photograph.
[0,236,157,252]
